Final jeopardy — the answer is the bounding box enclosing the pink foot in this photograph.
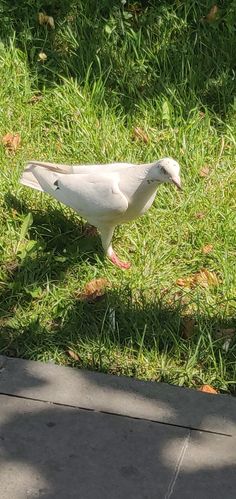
[108,251,131,270]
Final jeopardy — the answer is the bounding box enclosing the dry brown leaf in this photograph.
[181,317,195,339]
[205,5,219,22]
[2,133,21,153]
[176,268,219,289]
[67,350,80,362]
[176,277,192,288]
[127,2,143,14]
[195,212,205,220]
[199,165,210,177]
[202,244,213,254]
[193,268,219,288]
[38,12,55,29]
[198,384,218,394]
[38,51,47,62]
[56,141,62,151]
[215,328,235,339]
[76,278,110,302]
[28,94,43,104]
[132,127,149,143]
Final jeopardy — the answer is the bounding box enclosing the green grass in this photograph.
[0,0,236,393]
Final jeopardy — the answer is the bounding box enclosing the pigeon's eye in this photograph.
[160,167,167,175]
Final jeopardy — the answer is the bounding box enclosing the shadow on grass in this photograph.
[0,0,235,115]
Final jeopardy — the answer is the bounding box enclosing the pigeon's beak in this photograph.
[172,177,182,191]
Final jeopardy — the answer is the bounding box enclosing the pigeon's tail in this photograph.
[20,161,73,192]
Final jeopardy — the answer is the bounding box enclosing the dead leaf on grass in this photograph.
[127,2,143,14]
[38,12,55,29]
[28,94,43,104]
[193,268,219,287]
[132,127,149,143]
[199,165,210,177]
[195,212,205,220]
[176,268,219,289]
[181,317,195,339]
[205,5,219,23]
[176,277,192,288]
[199,111,206,119]
[215,328,235,339]
[76,278,110,302]
[2,133,21,153]
[198,384,218,394]
[202,244,213,254]
[67,350,80,362]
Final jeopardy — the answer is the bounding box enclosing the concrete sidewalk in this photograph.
[0,356,236,498]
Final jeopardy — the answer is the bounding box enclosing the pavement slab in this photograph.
[0,356,236,498]
[0,356,236,435]
[0,394,187,499]
[171,431,236,499]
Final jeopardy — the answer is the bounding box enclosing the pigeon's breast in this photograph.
[116,185,158,224]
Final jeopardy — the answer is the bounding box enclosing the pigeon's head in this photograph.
[156,157,182,190]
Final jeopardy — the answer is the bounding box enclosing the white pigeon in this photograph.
[20,157,181,269]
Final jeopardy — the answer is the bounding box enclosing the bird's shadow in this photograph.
[1,193,104,312]
[4,192,102,260]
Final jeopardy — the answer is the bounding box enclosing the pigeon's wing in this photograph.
[71,162,133,174]
[26,160,133,175]
[30,166,128,225]
[21,161,133,192]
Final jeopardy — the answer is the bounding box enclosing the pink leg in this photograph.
[108,250,131,270]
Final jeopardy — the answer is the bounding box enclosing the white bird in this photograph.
[20,157,181,269]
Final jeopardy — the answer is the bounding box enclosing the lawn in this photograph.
[0,0,235,393]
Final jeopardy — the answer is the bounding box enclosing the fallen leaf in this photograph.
[176,277,192,288]
[2,132,21,153]
[199,165,210,177]
[127,2,143,14]
[176,268,219,289]
[205,5,219,23]
[132,127,149,143]
[76,278,110,302]
[195,212,205,220]
[215,328,235,339]
[28,94,43,104]
[38,12,55,29]
[67,350,80,362]
[202,244,213,254]
[181,317,195,339]
[38,51,47,62]
[193,268,219,287]
[198,384,218,394]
